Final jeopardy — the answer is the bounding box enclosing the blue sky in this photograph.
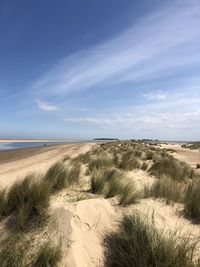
[1,0,200,140]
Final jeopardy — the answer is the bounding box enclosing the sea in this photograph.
[0,141,79,151]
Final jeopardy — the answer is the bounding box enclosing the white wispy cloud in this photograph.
[31,0,200,96]
[63,91,200,139]
[35,99,60,111]
[142,90,167,100]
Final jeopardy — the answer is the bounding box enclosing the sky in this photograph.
[0,0,200,140]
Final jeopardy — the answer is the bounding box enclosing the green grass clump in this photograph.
[33,242,62,267]
[0,189,6,220]
[0,234,31,267]
[149,156,194,181]
[118,182,140,206]
[145,150,154,160]
[71,152,90,164]
[119,151,140,171]
[145,177,184,204]
[91,171,105,195]
[44,162,68,190]
[104,213,199,267]
[141,161,148,171]
[44,161,81,190]
[65,163,81,186]
[0,175,51,229]
[90,168,140,205]
[88,155,112,172]
[184,178,200,222]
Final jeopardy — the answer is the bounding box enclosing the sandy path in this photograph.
[0,143,95,188]
[160,143,200,167]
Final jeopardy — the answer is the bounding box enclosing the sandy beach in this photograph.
[0,142,95,188]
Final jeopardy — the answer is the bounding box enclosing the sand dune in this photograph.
[1,141,200,266]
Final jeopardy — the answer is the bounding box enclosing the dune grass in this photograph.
[118,181,141,206]
[44,161,81,191]
[149,156,194,181]
[104,213,200,267]
[90,168,140,205]
[33,242,62,267]
[184,178,200,222]
[0,233,32,267]
[118,151,141,171]
[88,155,113,172]
[145,177,184,204]
[0,175,52,229]
[141,161,148,170]
[44,162,68,190]
[70,152,91,164]
[90,168,121,195]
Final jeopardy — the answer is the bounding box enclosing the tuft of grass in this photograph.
[196,163,200,169]
[62,155,70,162]
[104,213,200,267]
[65,163,81,186]
[184,178,200,221]
[44,162,67,191]
[71,152,90,164]
[33,242,62,267]
[90,168,140,205]
[145,150,154,160]
[119,151,140,171]
[0,189,6,220]
[118,182,140,206]
[90,168,121,195]
[149,156,194,181]
[145,177,184,204]
[91,170,106,195]
[0,233,32,267]
[88,155,112,172]
[0,175,51,229]
[44,161,81,191]
[141,161,148,171]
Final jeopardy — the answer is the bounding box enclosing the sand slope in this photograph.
[52,198,116,267]
[160,143,200,167]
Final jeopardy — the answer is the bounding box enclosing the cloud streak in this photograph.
[31,0,200,96]
[35,99,60,111]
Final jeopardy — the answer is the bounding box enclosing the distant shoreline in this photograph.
[0,139,82,143]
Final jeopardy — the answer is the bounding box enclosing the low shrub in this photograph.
[104,213,199,267]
